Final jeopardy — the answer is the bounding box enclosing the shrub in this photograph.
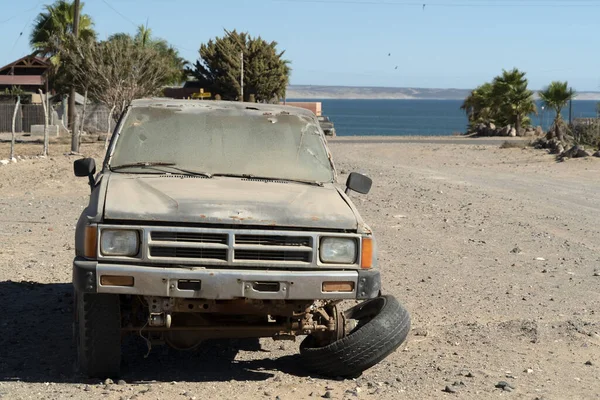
[571,122,600,149]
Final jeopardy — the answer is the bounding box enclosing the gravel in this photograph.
[442,385,456,393]
[0,139,599,399]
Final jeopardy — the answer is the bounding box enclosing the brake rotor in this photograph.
[331,304,347,341]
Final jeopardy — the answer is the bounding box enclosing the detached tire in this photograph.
[75,292,122,378]
[299,295,410,378]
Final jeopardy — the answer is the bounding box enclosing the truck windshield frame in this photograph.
[107,105,336,184]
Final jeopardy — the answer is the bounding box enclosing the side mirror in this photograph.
[345,172,372,195]
[74,158,96,191]
[74,158,96,177]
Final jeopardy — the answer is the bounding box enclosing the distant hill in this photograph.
[287,85,600,101]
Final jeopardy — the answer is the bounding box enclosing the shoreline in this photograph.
[0,132,529,146]
[329,135,530,145]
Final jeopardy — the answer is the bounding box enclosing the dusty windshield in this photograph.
[109,104,334,183]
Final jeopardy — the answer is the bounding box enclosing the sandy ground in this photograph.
[0,138,599,400]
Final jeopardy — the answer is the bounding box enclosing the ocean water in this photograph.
[289,99,599,136]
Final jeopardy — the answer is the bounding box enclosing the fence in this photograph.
[0,102,113,134]
[573,118,599,127]
[77,103,113,133]
[0,103,45,133]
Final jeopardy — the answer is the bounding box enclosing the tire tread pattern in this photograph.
[78,293,122,378]
[299,295,410,377]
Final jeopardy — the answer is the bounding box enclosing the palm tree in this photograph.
[539,81,576,134]
[135,25,153,48]
[461,82,494,125]
[30,0,96,67]
[491,68,537,134]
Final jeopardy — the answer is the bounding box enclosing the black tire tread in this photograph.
[77,293,122,378]
[300,295,410,377]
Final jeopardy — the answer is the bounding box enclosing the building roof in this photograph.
[0,55,50,74]
[0,75,44,86]
[0,54,49,89]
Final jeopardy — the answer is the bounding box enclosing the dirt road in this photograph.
[0,139,598,399]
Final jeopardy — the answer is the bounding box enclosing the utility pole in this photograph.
[240,51,244,102]
[69,0,81,153]
[223,29,245,102]
[568,99,573,126]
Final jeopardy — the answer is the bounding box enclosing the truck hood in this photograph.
[102,174,358,230]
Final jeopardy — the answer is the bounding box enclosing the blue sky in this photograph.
[0,0,599,90]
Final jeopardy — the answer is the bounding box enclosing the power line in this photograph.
[274,0,600,6]
[9,1,44,58]
[101,0,139,28]
[100,0,194,53]
[0,1,42,25]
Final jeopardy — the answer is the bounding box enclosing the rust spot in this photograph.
[311,216,320,221]
[199,214,206,218]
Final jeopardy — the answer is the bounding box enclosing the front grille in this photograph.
[152,231,227,244]
[235,250,311,262]
[235,234,311,247]
[138,227,333,266]
[150,247,227,261]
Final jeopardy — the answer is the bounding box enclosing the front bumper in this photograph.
[73,258,381,300]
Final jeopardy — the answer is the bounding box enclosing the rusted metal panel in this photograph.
[102,175,358,230]
[96,264,359,300]
[280,102,322,116]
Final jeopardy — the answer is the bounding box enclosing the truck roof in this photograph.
[131,98,316,117]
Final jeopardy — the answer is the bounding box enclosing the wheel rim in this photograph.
[343,297,387,336]
[303,297,388,349]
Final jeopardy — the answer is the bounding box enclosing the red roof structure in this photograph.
[0,75,44,86]
[0,55,50,91]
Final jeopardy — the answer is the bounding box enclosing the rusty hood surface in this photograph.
[102,173,358,230]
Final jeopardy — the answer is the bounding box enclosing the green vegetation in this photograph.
[28,4,291,105]
[30,0,96,94]
[539,81,576,140]
[189,29,291,102]
[30,0,96,63]
[571,122,600,149]
[2,86,25,96]
[108,25,187,85]
[28,0,187,112]
[0,86,31,104]
[461,68,537,132]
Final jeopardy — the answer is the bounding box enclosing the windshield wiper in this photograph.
[110,162,212,177]
[110,161,177,171]
[212,173,323,187]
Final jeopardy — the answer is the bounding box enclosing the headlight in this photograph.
[100,230,139,256]
[320,237,357,264]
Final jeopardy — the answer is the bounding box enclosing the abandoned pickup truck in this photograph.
[73,99,410,378]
